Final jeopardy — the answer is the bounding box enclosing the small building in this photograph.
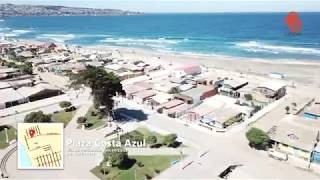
[186,95,251,128]
[149,92,173,108]
[223,79,248,91]
[172,64,202,78]
[267,116,320,162]
[175,85,217,104]
[158,99,185,114]
[132,90,156,104]
[255,80,286,100]
[0,88,27,109]
[16,83,63,102]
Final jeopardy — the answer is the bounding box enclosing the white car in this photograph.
[268,149,288,161]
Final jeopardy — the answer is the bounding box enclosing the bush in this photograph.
[154,169,160,174]
[91,111,97,116]
[77,117,87,124]
[246,127,270,149]
[59,101,72,108]
[24,111,52,123]
[162,133,177,147]
[137,161,144,167]
[146,135,157,145]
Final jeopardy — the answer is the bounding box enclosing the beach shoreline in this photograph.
[86,44,320,85]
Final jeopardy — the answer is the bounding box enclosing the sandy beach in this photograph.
[89,45,320,86]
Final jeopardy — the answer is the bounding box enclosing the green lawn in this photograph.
[91,155,181,180]
[84,106,105,130]
[135,127,165,143]
[52,110,76,127]
[0,126,17,149]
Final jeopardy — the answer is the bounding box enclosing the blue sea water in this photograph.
[0,13,320,60]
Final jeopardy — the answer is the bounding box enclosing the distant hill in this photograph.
[0,4,142,17]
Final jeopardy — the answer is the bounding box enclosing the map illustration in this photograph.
[17,123,64,169]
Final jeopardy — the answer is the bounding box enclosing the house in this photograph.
[267,116,320,162]
[0,81,11,90]
[175,85,217,104]
[149,92,173,108]
[123,82,153,99]
[0,88,27,109]
[172,64,202,78]
[16,83,63,102]
[153,82,180,93]
[255,80,286,100]
[158,99,184,113]
[223,79,248,91]
[132,90,156,104]
[186,95,252,129]
[157,99,189,118]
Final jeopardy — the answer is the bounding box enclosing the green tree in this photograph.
[19,62,33,75]
[146,135,157,145]
[103,147,128,167]
[246,127,270,149]
[162,133,177,146]
[77,117,87,124]
[59,101,72,109]
[70,66,125,115]
[24,111,52,123]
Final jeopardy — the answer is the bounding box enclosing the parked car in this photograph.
[268,149,288,161]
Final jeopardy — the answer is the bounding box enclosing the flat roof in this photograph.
[134,90,156,99]
[0,88,25,103]
[162,99,184,109]
[267,116,320,151]
[180,85,214,98]
[258,80,286,92]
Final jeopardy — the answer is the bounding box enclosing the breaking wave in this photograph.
[235,41,320,56]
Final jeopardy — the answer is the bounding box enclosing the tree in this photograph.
[244,94,253,101]
[59,101,72,109]
[24,111,52,123]
[70,66,125,115]
[170,87,181,94]
[19,62,33,75]
[146,135,157,145]
[162,133,177,146]
[103,147,128,167]
[246,127,270,149]
[77,117,87,124]
[285,106,290,114]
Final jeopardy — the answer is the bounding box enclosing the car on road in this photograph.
[268,149,288,161]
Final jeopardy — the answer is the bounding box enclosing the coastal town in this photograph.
[0,37,320,180]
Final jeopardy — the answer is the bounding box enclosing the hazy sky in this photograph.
[2,0,320,13]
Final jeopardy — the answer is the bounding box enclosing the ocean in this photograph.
[0,13,320,60]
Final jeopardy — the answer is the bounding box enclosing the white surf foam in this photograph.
[100,37,181,45]
[37,34,75,43]
[236,41,320,55]
[12,29,34,35]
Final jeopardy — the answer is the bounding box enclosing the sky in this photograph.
[2,0,320,13]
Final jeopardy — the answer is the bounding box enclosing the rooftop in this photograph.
[267,115,320,151]
[258,80,286,92]
[0,88,25,103]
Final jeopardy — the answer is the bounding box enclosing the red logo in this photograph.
[285,11,302,33]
